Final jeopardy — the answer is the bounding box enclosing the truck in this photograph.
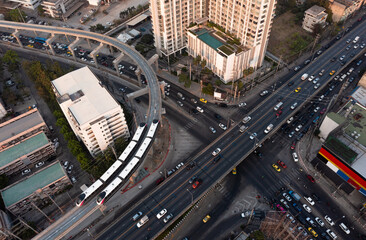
[301,73,308,80]
[288,190,301,201]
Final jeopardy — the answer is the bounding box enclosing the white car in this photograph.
[326,229,337,239]
[238,102,247,107]
[282,193,292,202]
[280,199,290,209]
[196,106,204,113]
[287,117,293,124]
[315,217,325,227]
[314,83,321,89]
[308,75,315,82]
[156,209,167,219]
[304,196,315,206]
[71,176,77,183]
[22,169,31,175]
[63,161,69,168]
[290,102,298,110]
[295,124,302,132]
[209,126,216,133]
[35,162,44,168]
[212,148,221,156]
[219,123,227,130]
[314,106,320,112]
[303,204,312,213]
[177,101,183,107]
[292,152,299,162]
[324,215,335,226]
[249,132,257,140]
[339,222,350,234]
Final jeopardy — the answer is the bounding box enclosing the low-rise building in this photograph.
[0,108,49,149]
[0,132,55,176]
[187,26,249,83]
[4,0,41,10]
[41,0,85,19]
[302,5,328,33]
[329,0,364,22]
[51,66,130,157]
[1,162,70,215]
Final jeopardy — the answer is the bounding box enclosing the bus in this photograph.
[35,37,47,44]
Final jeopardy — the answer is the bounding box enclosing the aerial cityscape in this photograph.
[0,0,365,239]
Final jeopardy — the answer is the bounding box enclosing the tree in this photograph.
[215,80,222,86]
[200,59,207,69]
[140,34,154,44]
[202,83,214,95]
[114,137,128,156]
[178,73,188,83]
[56,118,68,127]
[95,24,105,32]
[53,110,64,119]
[2,50,19,65]
[37,5,45,17]
[68,140,83,156]
[77,152,91,170]
[312,23,324,36]
[8,9,26,22]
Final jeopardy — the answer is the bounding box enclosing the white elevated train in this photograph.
[76,122,147,207]
[96,119,160,205]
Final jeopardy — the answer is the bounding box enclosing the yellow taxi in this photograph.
[232,167,237,175]
[294,87,301,93]
[272,164,281,172]
[308,227,318,237]
[27,44,33,48]
[203,215,211,223]
[329,70,335,75]
[200,98,207,103]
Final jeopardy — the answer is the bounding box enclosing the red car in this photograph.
[290,141,296,150]
[276,110,283,118]
[192,179,202,189]
[306,174,315,183]
[277,160,287,169]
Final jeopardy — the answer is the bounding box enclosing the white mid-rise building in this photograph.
[51,67,130,157]
[302,5,328,33]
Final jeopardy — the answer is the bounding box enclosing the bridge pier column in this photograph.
[65,34,70,43]
[12,30,23,48]
[159,82,166,99]
[109,45,113,54]
[86,38,91,48]
[135,68,142,87]
[45,35,56,56]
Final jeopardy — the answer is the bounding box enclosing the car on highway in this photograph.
[219,123,227,130]
[339,55,346,61]
[304,196,315,206]
[203,215,211,223]
[294,87,301,92]
[243,116,251,123]
[329,70,335,75]
[312,77,320,84]
[315,217,325,227]
[212,155,221,164]
[308,227,318,237]
[306,174,315,183]
[200,98,207,103]
[319,69,325,76]
[357,59,363,66]
[156,209,167,219]
[339,222,350,234]
[292,152,299,162]
[308,75,315,82]
[22,169,31,176]
[324,215,335,226]
[294,66,301,71]
[283,193,292,202]
[314,106,320,112]
[287,117,294,124]
[177,101,183,107]
[288,131,295,138]
[192,179,202,189]
[214,113,223,120]
[260,90,269,96]
[295,124,302,131]
[249,132,257,140]
[196,106,204,113]
[212,148,221,156]
[163,213,173,223]
[209,126,216,133]
[303,204,312,213]
[290,102,298,110]
[314,83,320,89]
[326,229,337,239]
[272,164,281,172]
[189,176,197,184]
[287,81,294,86]
[277,160,287,168]
[191,98,198,104]
[291,141,296,150]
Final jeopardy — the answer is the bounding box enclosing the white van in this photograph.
[339,223,350,234]
[274,102,283,111]
[353,36,360,44]
[301,73,309,80]
[264,124,274,134]
[137,215,149,228]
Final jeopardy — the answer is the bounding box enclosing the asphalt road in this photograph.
[95,19,366,240]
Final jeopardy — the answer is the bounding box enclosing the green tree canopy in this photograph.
[2,50,19,65]
[140,34,154,44]
[8,9,26,22]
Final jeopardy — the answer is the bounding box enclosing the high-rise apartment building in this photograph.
[150,0,207,57]
[52,67,130,157]
[151,0,276,82]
